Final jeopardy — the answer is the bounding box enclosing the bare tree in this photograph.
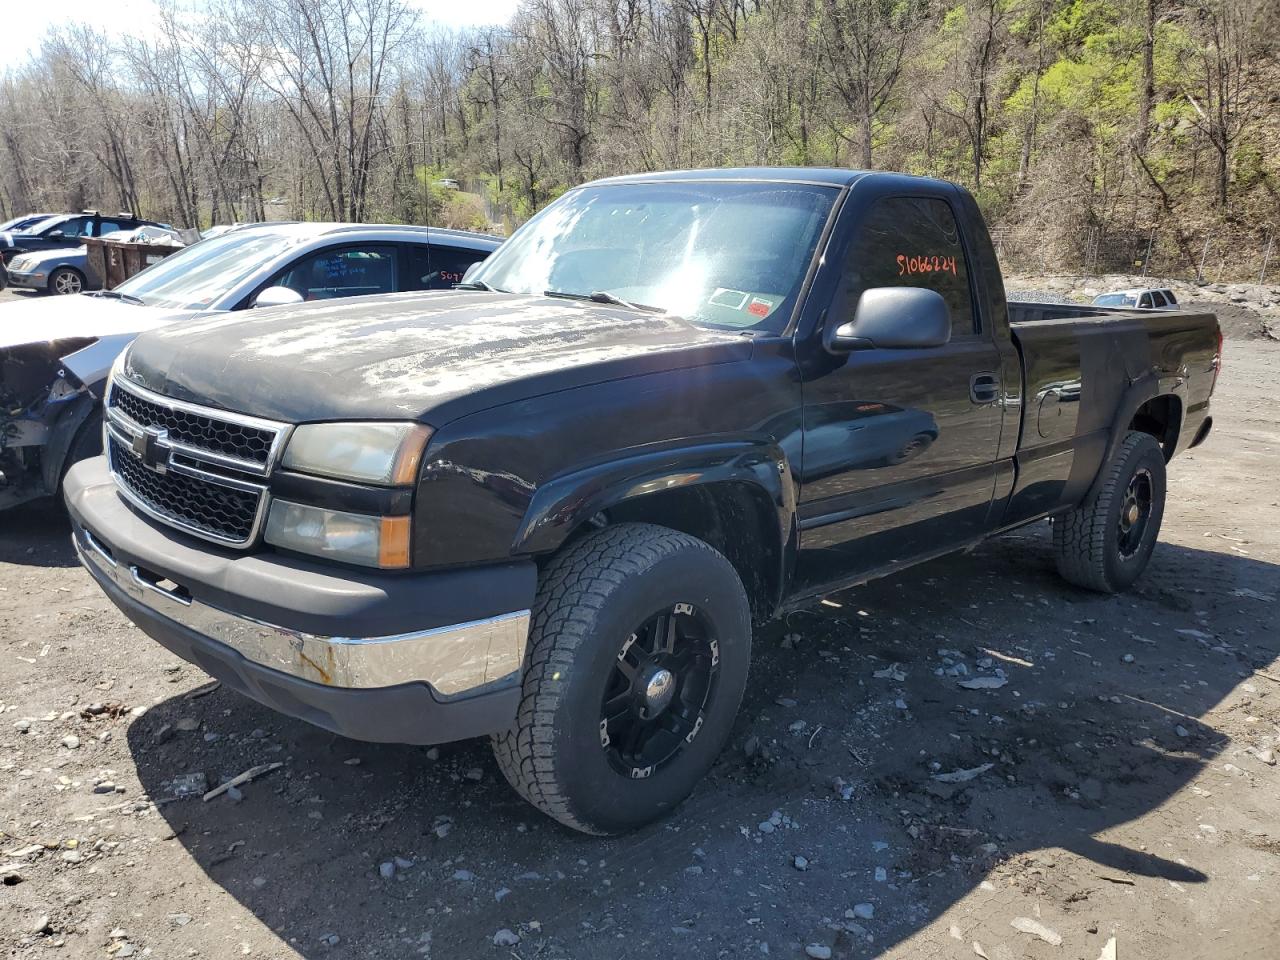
[931,0,1010,190]
[818,0,917,168]
[467,28,509,193]
[1180,0,1260,209]
[250,0,416,220]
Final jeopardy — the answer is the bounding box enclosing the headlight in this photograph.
[264,500,411,568]
[104,347,130,447]
[282,421,432,486]
[108,344,130,386]
[10,256,27,270]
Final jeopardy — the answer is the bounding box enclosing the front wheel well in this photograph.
[581,482,785,623]
[1128,395,1182,461]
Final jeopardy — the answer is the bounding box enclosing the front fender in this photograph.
[514,438,796,557]
[41,392,102,494]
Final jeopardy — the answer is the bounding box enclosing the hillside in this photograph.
[0,0,1276,280]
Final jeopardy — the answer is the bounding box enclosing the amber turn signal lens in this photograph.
[391,424,434,486]
[378,515,412,568]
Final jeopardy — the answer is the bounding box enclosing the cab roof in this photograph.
[583,167,956,190]
[224,221,501,248]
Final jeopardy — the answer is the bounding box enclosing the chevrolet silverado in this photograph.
[64,169,1221,834]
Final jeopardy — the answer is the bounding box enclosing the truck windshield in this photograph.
[114,230,300,310]
[472,181,839,333]
[1094,293,1138,307]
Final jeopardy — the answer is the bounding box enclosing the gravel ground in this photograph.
[1,313,1278,960]
[1005,272,1280,341]
[0,287,43,305]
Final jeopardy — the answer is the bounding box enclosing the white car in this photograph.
[1092,287,1180,310]
[0,222,500,511]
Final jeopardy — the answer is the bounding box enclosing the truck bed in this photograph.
[1001,301,1219,526]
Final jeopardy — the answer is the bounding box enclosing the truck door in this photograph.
[793,191,1004,594]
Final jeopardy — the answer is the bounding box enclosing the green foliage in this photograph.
[1,0,1273,274]
[1044,0,1120,50]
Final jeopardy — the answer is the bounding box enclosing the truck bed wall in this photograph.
[1002,304,1219,526]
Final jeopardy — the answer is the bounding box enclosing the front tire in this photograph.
[491,523,752,835]
[1052,430,1166,593]
[49,267,85,295]
[63,410,104,478]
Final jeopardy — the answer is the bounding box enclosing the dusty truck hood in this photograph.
[122,290,753,423]
[0,294,196,350]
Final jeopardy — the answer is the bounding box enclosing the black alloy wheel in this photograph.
[1116,467,1154,558]
[491,522,752,835]
[599,603,719,780]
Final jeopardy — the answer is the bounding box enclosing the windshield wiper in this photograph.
[90,290,146,305]
[454,279,502,292]
[543,289,661,313]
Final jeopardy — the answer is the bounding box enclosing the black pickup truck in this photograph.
[64,169,1221,834]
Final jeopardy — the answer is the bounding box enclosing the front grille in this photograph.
[109,435,261,543]
[104,378,287,547]
[109,385,276,467]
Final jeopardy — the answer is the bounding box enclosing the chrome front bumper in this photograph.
[74,523,530,696]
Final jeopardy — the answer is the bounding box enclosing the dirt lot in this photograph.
[0,287,40,305]
[2,316,1279,960]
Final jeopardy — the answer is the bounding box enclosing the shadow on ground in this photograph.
[0,501,75,568]
[121,523,1279,958]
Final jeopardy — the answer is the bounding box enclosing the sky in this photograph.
[0,0,521,66]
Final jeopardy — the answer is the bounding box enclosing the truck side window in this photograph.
[1139,293,1153,309]
[401,245,489,291]
[843,197,976,337]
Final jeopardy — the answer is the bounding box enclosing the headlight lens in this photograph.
[264,500,411,568]
[104,346,129,438]
[282,421,431,486]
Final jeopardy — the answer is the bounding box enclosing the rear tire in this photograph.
[48,267,85,296]
[1052,430,1166,593]
[491,523,752,835]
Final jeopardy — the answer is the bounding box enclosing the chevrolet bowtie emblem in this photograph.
[132,426,170,474]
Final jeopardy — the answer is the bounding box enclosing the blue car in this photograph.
[0,213,58,232]
[0,210,171,271]
[6,245,101,295]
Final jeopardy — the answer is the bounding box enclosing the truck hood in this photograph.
[122,290,753,423]
[0,293,195,350]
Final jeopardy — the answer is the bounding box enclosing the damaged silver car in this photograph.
[1,337,125,510]
[0,221,501,511]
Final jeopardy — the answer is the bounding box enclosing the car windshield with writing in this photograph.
[472,180,839,333]
[114,229,301,309]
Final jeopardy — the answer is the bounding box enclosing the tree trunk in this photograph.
[1136,0,1155,154]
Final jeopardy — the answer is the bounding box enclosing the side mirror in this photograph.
[461,261,482,283]
[252,285,304,309]
[48,230,65,240]
[825,287,952,353]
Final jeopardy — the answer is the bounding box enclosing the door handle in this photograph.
[970,373,1000,405]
